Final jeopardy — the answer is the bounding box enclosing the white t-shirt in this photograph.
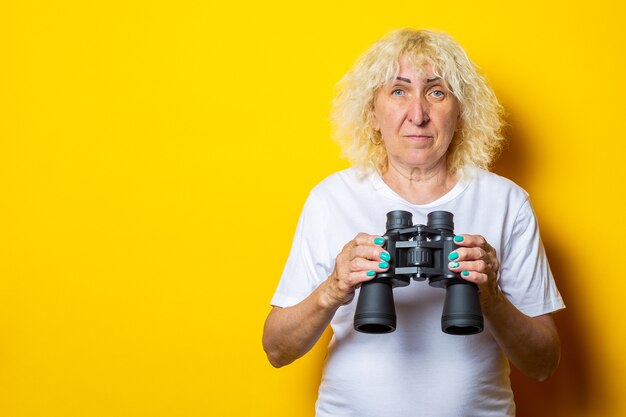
[271,166,564,417]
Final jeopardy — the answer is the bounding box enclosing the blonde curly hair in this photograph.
[331,29,505,175]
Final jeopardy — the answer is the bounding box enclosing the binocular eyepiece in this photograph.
[353,210,484,336]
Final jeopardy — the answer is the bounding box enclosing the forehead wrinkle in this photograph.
[394,56,445,87]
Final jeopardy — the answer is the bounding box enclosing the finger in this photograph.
[352,243,391,263]
[457,269,489,285]
[336,247,386,279]
[350,256,391,273]
[451,234,493,262]
[447,246,488,262]
[444,264,486,284]
[448,259,489,274]
[332,271,369,293]
[342,233,377,256]
[345,269,385,288]
[452,234,488,248]
[353,233,385,247]
[349,234,389,261]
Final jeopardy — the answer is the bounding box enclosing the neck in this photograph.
[381,159,456,205]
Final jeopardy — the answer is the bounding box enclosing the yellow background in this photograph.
[1,1,625,416]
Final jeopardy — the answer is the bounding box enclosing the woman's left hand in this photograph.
[447,234,503,310]
[447,234,561,381]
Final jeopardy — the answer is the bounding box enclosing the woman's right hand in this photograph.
[264,233,390,367]
[320,233,391,309]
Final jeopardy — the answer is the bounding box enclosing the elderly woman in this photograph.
[263,29,564,416]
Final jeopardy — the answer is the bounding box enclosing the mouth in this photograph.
[403,134,433,141]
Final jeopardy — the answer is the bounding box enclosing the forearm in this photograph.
[262,280,341,368]
[483,293,560,381]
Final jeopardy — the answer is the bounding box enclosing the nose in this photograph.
[408,97,429,125]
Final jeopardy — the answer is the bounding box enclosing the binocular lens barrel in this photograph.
[441,282,484,335]
[354,281,396,334]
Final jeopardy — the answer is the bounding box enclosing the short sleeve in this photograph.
[270,190,332,307]
[498,198,565,317]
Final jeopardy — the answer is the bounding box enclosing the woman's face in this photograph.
[373,57,461,172]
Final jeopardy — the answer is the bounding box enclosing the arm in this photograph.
[262,284,339,368]
[448,234,561,381]
[262,233,390,368]
[481,293,560,382]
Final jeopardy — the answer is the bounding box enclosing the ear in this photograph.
[371,108,380,132]
[455,106,463,130]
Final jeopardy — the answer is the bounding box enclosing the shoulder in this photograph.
[310,166,373,198]
[301,167,378,231]
[465,166,529,203]
[297,167,367,218]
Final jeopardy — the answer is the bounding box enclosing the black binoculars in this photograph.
[353,210,484,336]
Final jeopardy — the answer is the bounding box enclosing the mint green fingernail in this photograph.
[448,252,459,261]
[367,270,376,277]
[461,270,470,277]
[374,237,385,245]
[380,251,391,261]
[449,261,460,268]
[454,235,464,242]
[378,261,389,268]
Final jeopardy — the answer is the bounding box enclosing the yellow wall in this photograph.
[1,1,625,416]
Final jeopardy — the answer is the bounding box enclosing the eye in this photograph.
[430,90,444,98]
[391,88,405,96]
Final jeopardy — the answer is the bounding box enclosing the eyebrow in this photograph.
[395,76,442,84]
